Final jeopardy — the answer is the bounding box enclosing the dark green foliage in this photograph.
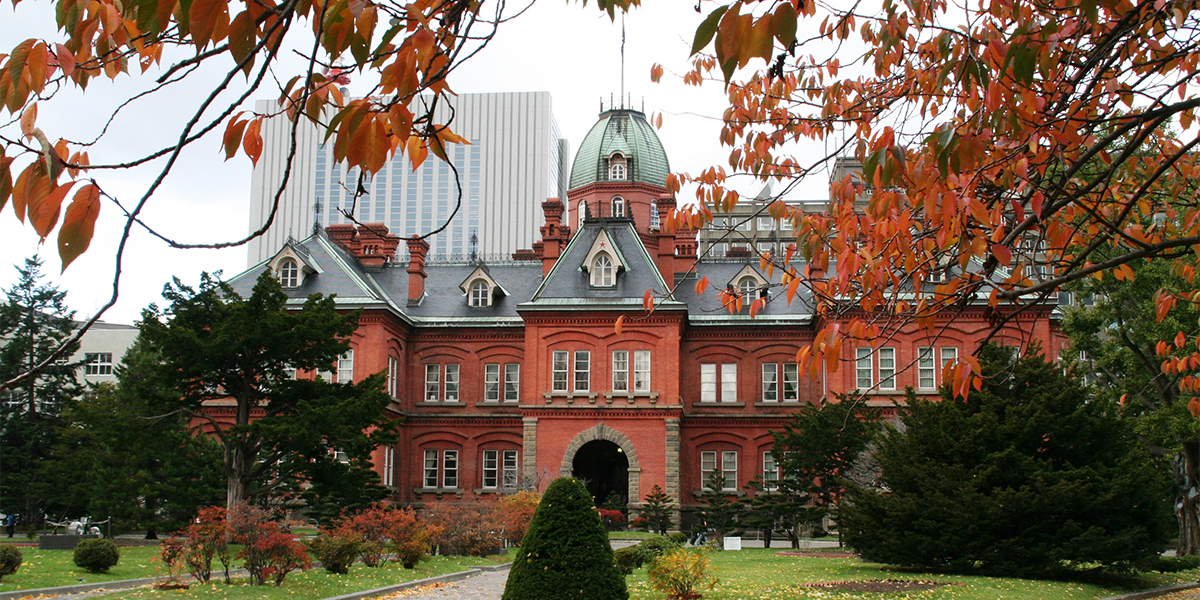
[307,532,364,574]
[139,272,397,507]
[0,544,21,580]
[73,538,119,573]
[0,256,81,527]
[636,535,679,564]
[696,471,742,546]
[639,485,673,535]
[667,532,688,545]
[612,545,642,575]
[1135,554,1200,573]
[841,344,1173,578]
[502,477,627,600]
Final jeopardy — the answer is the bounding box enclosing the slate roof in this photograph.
[228,221,818,327]
[568,109,670,190]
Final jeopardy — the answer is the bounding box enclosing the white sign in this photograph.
[723,536,742,551]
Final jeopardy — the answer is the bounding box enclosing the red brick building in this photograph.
[230,108,1065,522]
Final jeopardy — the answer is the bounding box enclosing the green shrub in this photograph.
[668,532,688,546]
[636,534,679,565]
[307,531,364,574]
[1136,554,1200,573]
[613,545,643,575]
[0,544,22,580]
[74,538,120,573]
[502,477,627,600]
[647,548,717,598]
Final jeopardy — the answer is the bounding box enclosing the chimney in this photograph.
[406,236,429,306]
[539,199,571,277]
[654,197,677,282]
[357,223,401,269]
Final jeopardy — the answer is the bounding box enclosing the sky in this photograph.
[0,0,836,325]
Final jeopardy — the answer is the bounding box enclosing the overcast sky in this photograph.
[0,0,835,324]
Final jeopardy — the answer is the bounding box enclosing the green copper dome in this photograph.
[568,109,670,190]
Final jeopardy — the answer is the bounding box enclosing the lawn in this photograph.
[0,545,164,592]
[624,549,1198,600]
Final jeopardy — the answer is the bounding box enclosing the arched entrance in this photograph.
[572,440,629,504]
[559,423,642,505]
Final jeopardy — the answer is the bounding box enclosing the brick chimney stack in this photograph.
[324,223,400,269]
[539,199,571,277]
[654,196,677,282]
[406,236,430,306]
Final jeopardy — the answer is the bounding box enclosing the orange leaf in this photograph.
[695,276,709,295]
[614,314,625,336]
[55,44,75,77]
[242,118,263,165]
[992,243,1011,267]
[749,297,764,318]
[30,180,75,239]
[643,289,654,311]
[189,0,226,49]
[58,184,100,271]
[1189,398,1200,418]
[407,136,427,170]
[20,103,36,136]
[1176,331,1187,349]
[223,116,248,161]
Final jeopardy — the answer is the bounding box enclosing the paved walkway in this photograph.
[372,568,509,600]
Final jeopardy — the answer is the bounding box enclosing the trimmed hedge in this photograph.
[0,544,21,580]
[74,538,120,573]
[502,478,627,600]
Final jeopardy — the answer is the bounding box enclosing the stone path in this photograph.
[367,568,509,600]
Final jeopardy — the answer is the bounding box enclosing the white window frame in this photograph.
[700,363,717,402]
[918,347,935,389]
[423,450,439,488]
[634,350,651,392]
[612,350,629,392]
[574,350,591,392]
[701,450,717,489]
[383,446,395,487]
[738,276,759,300]
[783,363,799,401]
[84,353,113,376]
[552,351,569,392]
[721,451,738,490]
[278,258,299,288]
[757,217,775,231]
[482,449,500,488]
[941,347,958,370]
[720,363,737,402]
[337,350,354,383]
[504,364,520,402]
[612,196,626,218]
[442,450,459,488]
[444,364,460,401]
[610,162,627,180]
[469,280,490,307]
[424,364,440,401]
[502,449,519,488]
[484,363,501,402]
[592,253,615,287]
[387,355,399,399]
[762,363,778,402]
[879,347,896,390]
[856,347,873,389]
[763,451,779,491]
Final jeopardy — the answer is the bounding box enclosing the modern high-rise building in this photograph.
[247,92,569,265]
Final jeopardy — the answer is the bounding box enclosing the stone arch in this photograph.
[560,423,642,502]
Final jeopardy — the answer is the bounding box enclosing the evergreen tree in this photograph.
[841,344,1173,578]
[0,256,81,527]
[695,470,742,547]
[639,485,673,535]
[502,477,627,600]
[40,338,224,537]
[139,271,397,508]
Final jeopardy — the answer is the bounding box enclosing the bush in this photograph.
[162,506,231,584]
[0,544,22,580]
[498,491,540,545]
[668,532,688,545]
[640,485,674,535]
[383,507,438,569]
[1136,554,1200,573]
[424,503,503,556]
[307,531,364,574]
[227,503,311,586]
[613,545,643,575]
[598,508,625,531]
[502,477,627,600]
[74,538,120,573]
[647,548,717,598]
[841,345,1174,578]
[636,535,679,565]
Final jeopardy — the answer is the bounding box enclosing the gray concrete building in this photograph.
[247,92,569,265]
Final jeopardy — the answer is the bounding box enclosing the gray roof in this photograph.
[568,109,670,190]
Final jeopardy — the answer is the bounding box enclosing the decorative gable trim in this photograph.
[459,266,509,302]
[267,242,322,288]
[581,229,630,273]
[727,264,769,296]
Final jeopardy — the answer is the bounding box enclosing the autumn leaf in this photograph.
[29,180,76,239]
[643,289,654,311]
[695,276,709,295]
[242,118,263,165]
[614,314,625,336]
[58,183,101,271]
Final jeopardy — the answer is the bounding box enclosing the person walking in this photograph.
[5,513,16,538]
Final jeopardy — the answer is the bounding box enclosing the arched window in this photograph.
[610,163,627,180]
[592,254,615,287]
[579,201,589,227]
[612,196,626,218]
[469,280,491,307]
[279,259,299,288]
[738,276,759,300]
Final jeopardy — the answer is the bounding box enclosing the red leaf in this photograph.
[30,180,75,239]
[58,184,101,271]
[643,289,654,311]
[223,115,248,161]
[242,118,263,165]
[695,276,709,295]
[614,314,625,336]
[992,243,1012,267]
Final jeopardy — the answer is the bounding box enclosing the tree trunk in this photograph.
[1176,441,1200,555]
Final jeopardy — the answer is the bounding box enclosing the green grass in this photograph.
[609,531,665,540]
[0,546,164,591]
[624,549,1196,600]
[102,555,509,600]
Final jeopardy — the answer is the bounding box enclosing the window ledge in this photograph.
[602,392,660,404]
[695,401,746,407]
[753,400,804,407]
[412,488,463,500]
[474,400,521,407]
[473,487,522,495]
[543,391,599,404]
[692,489,747,498]
[415,401,465,407]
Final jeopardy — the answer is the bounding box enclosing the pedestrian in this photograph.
[5,513,16,538]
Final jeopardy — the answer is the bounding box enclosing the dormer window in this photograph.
[279,259,299,288]
[470,280,491,307]
[608,153,628,180]
[592,254,615,287]
[738,276,760,300]
[612,196,626,218]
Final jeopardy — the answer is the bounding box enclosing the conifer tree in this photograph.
[502,477,627,600]
[0,256,81,528]
[639,485,673,535]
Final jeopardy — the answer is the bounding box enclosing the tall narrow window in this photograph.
[612,196,626,218]
[612,350,629,392]
[941,347,958,369]
[738,276,759,301]
[278,259,299,287]
[856,348,873,389]
[337,350,354,383]
[424,364,440,401]
[574,351,590,392]
[701,450,717,488]
[592,254,615,287]
[634,350,651,392]
[482,449,499,488]
[879,347,896,389]
[504,364,520,401]
[502,449,519,488]
[444,364,460,401]
[782,363,799,401]
[700,364,717,402]
[762,363,779,402]
[918,347,935,389]
[552,351,569,392]
[469,280,490,307]
[387,355,399,399]
[763,451,779,491]
[721,451,738,490]
[442,450,458,488]
[423,450,439,488]
[720,363,737,402]
[383,447,395,487]
[484,363,501,402]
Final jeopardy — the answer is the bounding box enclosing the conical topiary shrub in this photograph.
[502,477,628,600]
